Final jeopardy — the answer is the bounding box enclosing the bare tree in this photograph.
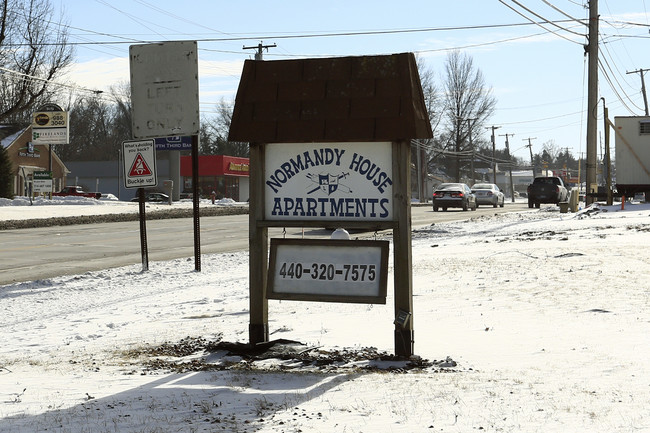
[442,51,496,181]
[203,98,248,157]
[541,139,561,164]
[417,58,444,137]
[0,142,13,197]
[64,93,113,161]
[62,83,132,161]
[109,81,132,144]
[0,0,73,122]
[414,58,443,201]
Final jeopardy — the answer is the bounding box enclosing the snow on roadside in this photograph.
[0,195,245,221]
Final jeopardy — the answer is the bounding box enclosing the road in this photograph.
[0,202,528,285]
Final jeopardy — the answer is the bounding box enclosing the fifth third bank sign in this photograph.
[265,142,394,222]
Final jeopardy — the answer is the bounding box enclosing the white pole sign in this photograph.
[267,239,389,304]
[31,111,69,144]
[32,171,53,193]
[264,142,394,222]
[129,41,200,139]
[122,139,157,189]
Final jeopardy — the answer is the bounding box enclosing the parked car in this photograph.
[53,186,101,199]
[471,183,505,208]
[130,192,170,203]
[432,183,477,212]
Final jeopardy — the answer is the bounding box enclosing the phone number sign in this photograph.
[267,239,389,304]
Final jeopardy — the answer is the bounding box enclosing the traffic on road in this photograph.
[0,201,530,286]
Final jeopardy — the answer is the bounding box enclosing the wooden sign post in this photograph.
[230,54,431,357]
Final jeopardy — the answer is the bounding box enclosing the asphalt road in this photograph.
[0,202,528,285]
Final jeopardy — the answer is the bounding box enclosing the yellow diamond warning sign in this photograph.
[122,139,157,188]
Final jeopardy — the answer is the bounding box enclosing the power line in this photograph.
[0,66,104,97]
[18,19,588,48]
[626,68,650,115]
[497,0,585,44]
[510,0,586,36]
[94,0,169,40]
[541,0,585,23]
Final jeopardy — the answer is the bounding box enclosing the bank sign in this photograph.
[31,111,69,145]
[265,142,393,222]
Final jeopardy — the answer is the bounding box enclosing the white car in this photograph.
[471,183,505,208]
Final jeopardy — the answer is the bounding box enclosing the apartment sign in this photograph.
[267,239,389,304]
[264,142,394,222]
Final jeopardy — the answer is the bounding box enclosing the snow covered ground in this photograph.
[0,198,649,432]
[0,195,241,221]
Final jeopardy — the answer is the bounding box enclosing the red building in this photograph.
[180,155,249,201]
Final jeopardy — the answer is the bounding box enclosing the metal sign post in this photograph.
[137,187,149,271]
[129,40,201,271]
[191,134,201,272]
[122,139,157,272]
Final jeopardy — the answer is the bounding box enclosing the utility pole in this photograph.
[524,137,537,178]
[500,133,516,202]
[626,68,650,116]
[585,0,599,205]
[602,98,613,205]
[243,41,277,60]
[466,118,477,183]
[487,125,501,184]
[413,139,428,203]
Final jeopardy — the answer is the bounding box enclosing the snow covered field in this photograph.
[0,198,649,432]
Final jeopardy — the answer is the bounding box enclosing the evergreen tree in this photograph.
[0,144,13,198]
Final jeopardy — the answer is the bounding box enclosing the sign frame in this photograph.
[31,110,69,145]
[267,238,389,304]
[130,41,200,139]
[264,142,394,223]
[122,139,158,189]
[32,171,53,193]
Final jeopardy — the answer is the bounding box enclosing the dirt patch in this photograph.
[116,337,460,375]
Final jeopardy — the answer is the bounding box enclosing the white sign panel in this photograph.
[122,139,157,189]
[264,142,393,221]
[130,41,200,139]
[32,179,53,193]
[267,239,389,304]
[32,111,69,144]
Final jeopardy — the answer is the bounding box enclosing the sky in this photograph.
[50,0,650,162]
[1,198,649,431]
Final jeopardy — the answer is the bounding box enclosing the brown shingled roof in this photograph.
[228,53,433,143]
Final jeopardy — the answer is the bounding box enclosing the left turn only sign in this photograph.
[122,139,157,189]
